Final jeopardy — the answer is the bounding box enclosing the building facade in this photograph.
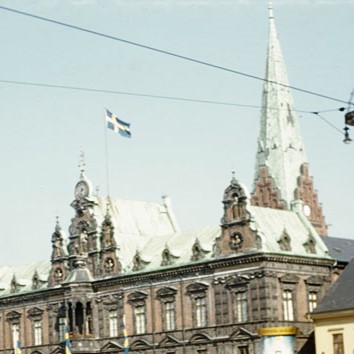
[0,4,346,354]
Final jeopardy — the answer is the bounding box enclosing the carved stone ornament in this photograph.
[128,291,148,307]
[156,287,177,303]
[6,311,21,323]
[104,257,115,274]
[186,283,208,299]
[27,307,44,320]
[54,268,64,282]
[229,232,244,251]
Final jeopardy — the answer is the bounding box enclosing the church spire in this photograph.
[251,2,327,236]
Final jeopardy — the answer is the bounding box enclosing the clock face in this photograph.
[303,204,311,217]
[75,181,89,198]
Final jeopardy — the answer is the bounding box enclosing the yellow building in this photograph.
[311,258,354,354]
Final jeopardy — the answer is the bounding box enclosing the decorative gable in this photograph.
[295,163,327,236]
[251,165,286,209]
[130,339,152,350]
[216,174,258,256]
[278,228,292,252]
[161,245,179,266]
[100,341,122,352]
[189,333,212,345]
[158,335,180,348]
[303,234,317,254]
[229,327,255,340]
[191,238,209,261]
[132,250,150,271]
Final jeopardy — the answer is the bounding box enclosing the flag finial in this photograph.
[79,150,86,176]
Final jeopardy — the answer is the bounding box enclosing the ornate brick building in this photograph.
[0,4,348,354]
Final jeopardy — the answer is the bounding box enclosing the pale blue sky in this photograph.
[0,0,353,266]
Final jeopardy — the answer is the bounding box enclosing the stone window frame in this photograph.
[108,310,118,337]
[225,277,249,323]
[58,317,66,342]
[279,274,299,321]
[156,287,177,331]
[103,297,120,338]
[305,276,324,313]
[128,291,148,335]
[6,311,22,347]
[213,278,230,325]
[186,283,209,328]
[27,307,44,346]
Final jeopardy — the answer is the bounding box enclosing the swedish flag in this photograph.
[122,315,129,354]
[105,109,132,138]
[15,341,22,354]
[64,327,72,354]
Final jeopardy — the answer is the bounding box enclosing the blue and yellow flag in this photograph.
[64,326,72,354]
[105,109,132,138]
[15,340,22,354]
[122,315,129,354]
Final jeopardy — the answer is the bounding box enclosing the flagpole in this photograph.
[103,109,111,198]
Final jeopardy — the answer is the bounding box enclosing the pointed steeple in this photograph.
[251,2,327,236]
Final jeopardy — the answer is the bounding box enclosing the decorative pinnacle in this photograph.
[268,0,274,19]
[231,170,238,184]
[79,150,86,177]
[55,216,61,233]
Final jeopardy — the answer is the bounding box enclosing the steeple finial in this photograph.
[268,0,274,19]
[79,150,86,177]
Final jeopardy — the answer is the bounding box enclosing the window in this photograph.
[196,297,207,327]
[234,291,248,322]
[58,317,66,341]
[186,283,208,328]
[282,290,294,321]
[109,311,118,337]
[128,291,148,335]
[156,287,177,331]
[165,302,176,331]
[33,320,42,345]
[214,283,229,325]
[135,305,146,334]
[308,292,318,312]
[333,333,344,354]
[238,346,249,354]
[11,323,20,347]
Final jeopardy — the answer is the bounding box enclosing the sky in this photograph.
[0,0,353,266]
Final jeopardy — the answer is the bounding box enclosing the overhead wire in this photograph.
[0,4,350,106]
[0,78,344,116]
[0,78,347,137]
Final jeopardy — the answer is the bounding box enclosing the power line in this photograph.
[0,5,350,106]
[0,78,262,109]
[311,112,344,135]
[0,78,343,115]
[0,78,346,137]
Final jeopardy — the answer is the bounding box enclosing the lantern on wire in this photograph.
[343,126,352,144]
[345,111,354,126]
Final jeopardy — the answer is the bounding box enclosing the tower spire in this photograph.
[251,3,327,236]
